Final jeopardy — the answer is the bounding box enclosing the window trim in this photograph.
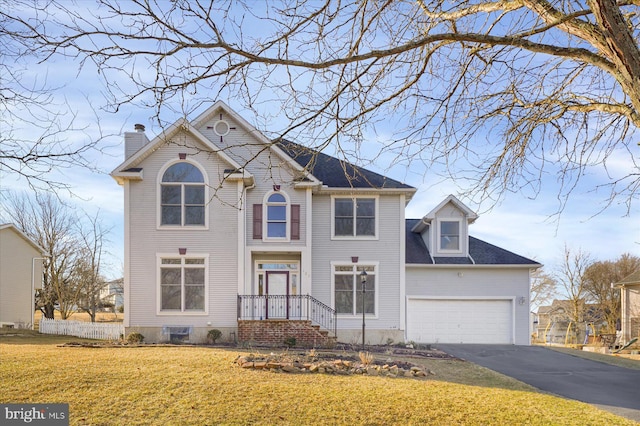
[262,190,290,242]
[156,253,209,315]
[330,195,379,240]
[330,261,378,319]
[436,218,463,254]
[255,260,300,296]
[157,159,209,230]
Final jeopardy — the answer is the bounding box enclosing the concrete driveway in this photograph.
[438,344,640,422]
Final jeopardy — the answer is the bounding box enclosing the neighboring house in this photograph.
[0,224,48,329]
[535,299,606,344]
[100,278,124,311]
[111,101,540,346]
[614,270,640,344]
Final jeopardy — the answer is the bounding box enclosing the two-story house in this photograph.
[111,101,539,346]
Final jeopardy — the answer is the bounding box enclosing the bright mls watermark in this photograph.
[1,404,68,425]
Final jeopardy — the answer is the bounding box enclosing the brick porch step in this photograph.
[238,319,336,348]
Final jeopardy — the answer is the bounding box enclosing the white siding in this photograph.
[193,110,312,298]
[425,201,469,257]
[406,267,531,345]
[311,193,404,334]
[621,285,640,342]
[195,112,308,247]
[0,228,42,327]
[126,133,240,329]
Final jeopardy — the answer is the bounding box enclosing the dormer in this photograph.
[411,195,478,258]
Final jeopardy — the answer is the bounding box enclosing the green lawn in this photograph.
[1,334,636,425]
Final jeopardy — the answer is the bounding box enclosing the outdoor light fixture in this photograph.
[360,270,368,350]
[519,296,526,305]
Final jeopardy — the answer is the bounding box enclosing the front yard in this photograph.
[0,332,636,425]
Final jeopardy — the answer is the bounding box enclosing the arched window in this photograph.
[265,193,287,238]
[160,162,205,226]
[252,191,299,241]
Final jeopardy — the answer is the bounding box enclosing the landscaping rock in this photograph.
[233,351,432,380]
[282,365,299,373]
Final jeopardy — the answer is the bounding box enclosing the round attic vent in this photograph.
[213,120,230,136]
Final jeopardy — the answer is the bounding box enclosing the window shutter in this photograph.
[253,204,262,239]
[291,204,300,240]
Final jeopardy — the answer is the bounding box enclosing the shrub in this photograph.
[283,336,296,348]
[117,306,124,313]
[359,351,374,366]
[126,332,144,344]
[207,329,222,344]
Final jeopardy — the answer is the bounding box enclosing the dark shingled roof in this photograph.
[276,139,414,190]
[405,219,539,266]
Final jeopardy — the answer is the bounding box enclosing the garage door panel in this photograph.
[407,299,512,344]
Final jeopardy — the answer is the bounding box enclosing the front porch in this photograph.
[237,295,337,347]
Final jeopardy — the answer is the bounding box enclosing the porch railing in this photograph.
[237,294,337,337]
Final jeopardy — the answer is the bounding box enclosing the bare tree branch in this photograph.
[5,0,640,214]
[583,252,640,332]
[2,192,79,319]
[0,5,113,195]
[554,245,592,335]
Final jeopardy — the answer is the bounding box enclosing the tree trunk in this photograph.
[41,304,55,319]
[589,0,640,125]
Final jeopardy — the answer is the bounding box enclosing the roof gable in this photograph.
[112,101,322,187]
[112,117,244,172]
[0,224,48,256]
[192,103,320,186]
[411,194,478,233]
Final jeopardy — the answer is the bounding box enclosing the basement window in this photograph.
[162,326,193,343]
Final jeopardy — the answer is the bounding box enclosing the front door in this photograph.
[266,271,289,318]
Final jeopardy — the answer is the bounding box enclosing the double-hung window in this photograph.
[333,264,376,316]
[159,256,207,313]
[266,193,287,238]
[160,162,205,227]
[333,197,376,238]
[439,220,461,251]
[253,191,300,241]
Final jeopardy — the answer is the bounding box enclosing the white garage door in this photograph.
[407,299,513,344]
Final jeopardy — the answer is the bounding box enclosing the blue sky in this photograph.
[2,4,638,282]
[4,89,637,281]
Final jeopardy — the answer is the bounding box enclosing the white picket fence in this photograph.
[39,318,124,341]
